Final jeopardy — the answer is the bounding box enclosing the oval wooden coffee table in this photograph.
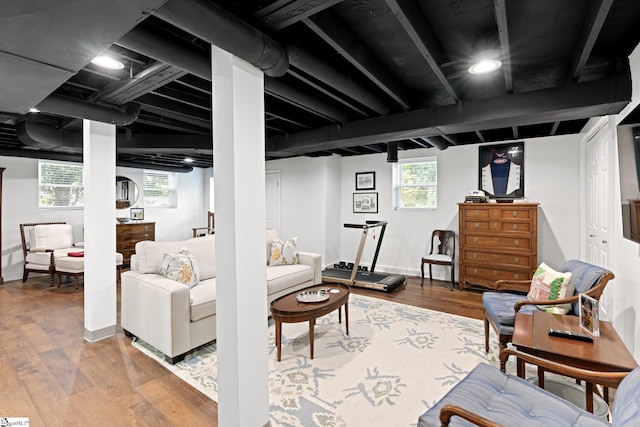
[270,283,350,361]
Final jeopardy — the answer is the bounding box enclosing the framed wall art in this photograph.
[355,171,376,190]
[353,192,378,213]
[478,142,525,199]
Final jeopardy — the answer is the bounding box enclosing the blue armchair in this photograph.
[482,260,614,371]
[418,348,639,426]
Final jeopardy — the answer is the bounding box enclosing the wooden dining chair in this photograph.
[192,211,215,238]
[421,230,456,290]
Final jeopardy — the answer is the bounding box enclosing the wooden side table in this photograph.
[512,311,637,413]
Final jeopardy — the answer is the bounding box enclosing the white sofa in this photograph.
[121,230,322,363]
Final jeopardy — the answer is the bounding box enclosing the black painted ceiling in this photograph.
[1,0,639,171]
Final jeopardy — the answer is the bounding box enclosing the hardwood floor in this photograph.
[0,274,483,426]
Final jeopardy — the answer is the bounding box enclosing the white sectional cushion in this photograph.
[30,224,74,250]
[182,235,215,280]
[266,264,314,295]
[26,247,76,265]
[135,235,216,279]
[189,278,217,321]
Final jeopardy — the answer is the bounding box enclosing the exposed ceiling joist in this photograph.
[493,0,513,93]
[256,0,345,31]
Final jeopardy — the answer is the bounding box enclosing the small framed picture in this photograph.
[355,171,376,191]
[579,293,600,337]
[353,192,378,213]
[130,207,145,221]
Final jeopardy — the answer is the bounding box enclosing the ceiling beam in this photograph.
[493,0,513,93]
[256,0,345,31]
[266,73,631,157]
[567,0,614,82]
[385,0,458,101]
[303,9,413,110]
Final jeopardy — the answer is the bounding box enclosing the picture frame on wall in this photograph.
[478,142,525,199]
[579,293,600,337]
[355,171,376,190]
[130,207,145,221]
[353,192,378,213]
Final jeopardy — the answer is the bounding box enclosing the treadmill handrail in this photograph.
[343,220,387,229]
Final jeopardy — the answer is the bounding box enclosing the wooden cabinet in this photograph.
[116,222,155,265]
[628,199,640,242]
[458,203,539,290]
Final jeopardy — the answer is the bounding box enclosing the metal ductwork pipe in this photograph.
[386,142,398,162]
[17,121,82,152]
[154,0,288,77]
[36,94,140,126]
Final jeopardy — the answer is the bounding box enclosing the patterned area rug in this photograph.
[133,294,501,426]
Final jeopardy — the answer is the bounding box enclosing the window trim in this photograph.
[142,169,177,208]
[392,156,438,210]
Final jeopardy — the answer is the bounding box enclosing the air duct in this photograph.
[422,136,449,150]
[154,0,288,77]
[36,94,140,126]
[386,142,398,162]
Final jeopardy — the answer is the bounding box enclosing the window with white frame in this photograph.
[392,157,437,209]
[143,170,177,208]
[38,160,84,208]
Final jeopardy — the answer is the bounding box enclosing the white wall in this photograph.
[1,157,206,281]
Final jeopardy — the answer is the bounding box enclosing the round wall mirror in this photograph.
[116,176,139,209]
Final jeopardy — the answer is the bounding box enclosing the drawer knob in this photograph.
[493,254,497,260]
[513,224,518,230]
[493,237,497,243]
[474,222,479,228]
[473,253,478,259]
[473,237,478,243]
[474,211,479,216]
[514,274,520,280]
[513,211,518,217]
[473,269,478,275]
[515,257,520,263]
[493,270,498,276]
[493,222,498,228]
[514,240,519,246]
[144,234,149,238]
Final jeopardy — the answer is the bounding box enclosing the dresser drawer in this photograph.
[462,220,492,232]
[463,234,533,251]
[463,265,530,283]
[497,207,534,220]
[461,207,491,219]
[463,251,532,269]
[118,229,155,241]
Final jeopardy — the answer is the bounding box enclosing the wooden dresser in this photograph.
[116,221,155,265]
[458,202,539,290]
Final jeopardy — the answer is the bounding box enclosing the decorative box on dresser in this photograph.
[458,202,539,290]
[116,221,155,265]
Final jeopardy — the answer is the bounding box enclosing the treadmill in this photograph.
[322,220,406,292]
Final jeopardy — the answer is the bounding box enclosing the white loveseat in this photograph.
[121,230,322,363]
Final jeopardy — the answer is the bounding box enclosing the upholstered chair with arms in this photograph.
[483,259,614,371]
[20,222,79,286]
[421,230,456,290]
[417,348,640,426]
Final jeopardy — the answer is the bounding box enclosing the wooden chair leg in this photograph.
[450,265,454,290]
[428,264,433,281]
[420,261,425,286]
[483,313,490,353]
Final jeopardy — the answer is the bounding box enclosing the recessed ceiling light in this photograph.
[184,157,194,163]
[91,55,125,70]
[29,107,40,113]
[468,59,502,75]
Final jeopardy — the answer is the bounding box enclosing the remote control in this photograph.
[548,328,594,342]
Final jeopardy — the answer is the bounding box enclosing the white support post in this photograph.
[211,46,269,426]
[83,120,117,342]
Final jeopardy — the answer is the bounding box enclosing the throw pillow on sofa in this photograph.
[527,262,574,314]
[161,249,200,288]
[268,237,298,265]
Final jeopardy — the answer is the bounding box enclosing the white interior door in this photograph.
[266,171,280,231]
[585,124,612,316]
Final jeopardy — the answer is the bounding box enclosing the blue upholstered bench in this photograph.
[417,362,640,427]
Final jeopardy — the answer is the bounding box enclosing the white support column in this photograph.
[212,45,269,427]
[83,120,117,342]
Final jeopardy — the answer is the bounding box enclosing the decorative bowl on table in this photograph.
[116,217,130,223]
